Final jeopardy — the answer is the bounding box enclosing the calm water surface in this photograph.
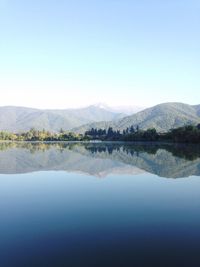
[0,142,200,267]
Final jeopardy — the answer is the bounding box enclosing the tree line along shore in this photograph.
[0,124,200,143]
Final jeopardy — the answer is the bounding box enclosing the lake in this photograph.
[0,142,200,267]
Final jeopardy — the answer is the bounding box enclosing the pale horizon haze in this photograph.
[0,0,199,109]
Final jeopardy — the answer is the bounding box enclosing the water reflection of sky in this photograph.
[0,171,200,266]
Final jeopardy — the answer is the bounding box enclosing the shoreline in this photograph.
[0,140,200,146]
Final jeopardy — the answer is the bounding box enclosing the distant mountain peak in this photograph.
[91,103,145,115]
[92,103,111,110]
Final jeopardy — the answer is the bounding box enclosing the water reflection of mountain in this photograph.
[0,142,200,178]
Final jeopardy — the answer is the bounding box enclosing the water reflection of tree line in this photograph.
[0,142,200,161]
[78,143,200,161]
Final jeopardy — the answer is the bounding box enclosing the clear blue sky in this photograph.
[0,0,199,108]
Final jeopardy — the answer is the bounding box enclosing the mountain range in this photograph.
[74,102,200,133]
[0,102,199,133]
[0,105,125,132]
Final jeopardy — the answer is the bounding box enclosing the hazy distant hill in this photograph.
[0,105,124,132]
[74,102,200,133]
